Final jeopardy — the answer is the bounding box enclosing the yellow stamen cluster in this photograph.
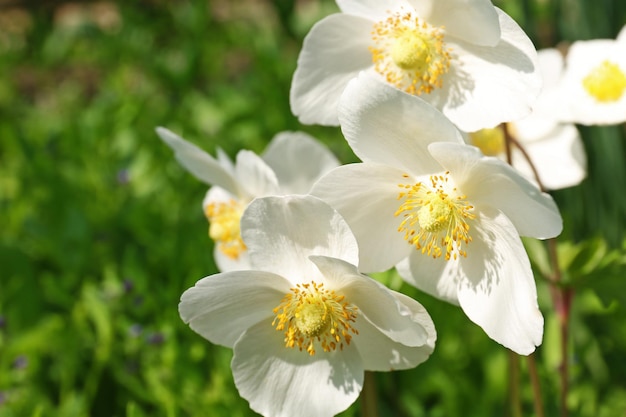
[272,282,359,356]
[469,127,506,157]
[369,10,451,95]
[204,199,247,259]
[395,172,475,260]
[582,60,626,103]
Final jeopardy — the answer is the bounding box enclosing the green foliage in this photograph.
[0,0,625,416]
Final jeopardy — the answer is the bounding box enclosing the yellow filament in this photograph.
[204,199,247,259]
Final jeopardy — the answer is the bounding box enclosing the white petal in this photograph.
[338,73,463,174]
[234,150,281,197]
[410,0,500,46]
[395,252,461,306]
[512,124,587,190]
[311,163,413,272]
[262,131,340,194]
[232,319,363,417]
[156,127,240,195]
[179,271,289,348]
[241,195,359,281]
[433,9,541,131]
[290,14,374,126]
[456,209,544,355]
[428,142,563,239]
[213,245,252,273]
[309,255,429,347]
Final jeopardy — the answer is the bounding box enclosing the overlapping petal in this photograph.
[241,195,359,280]
[179,271,289,348]
[234,150,280,198]
[311,163,413,272]
[262,131,340,195]
[232,319,364,417]
[428,142,562,239]
[338,73,463,174]
[290,14,373,125]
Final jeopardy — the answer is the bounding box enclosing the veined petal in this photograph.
[233,319,363,417]
[432,9,540,131]
[456,209,544,355]
[395,252,461,306]
[311,163,413,272]
[409,0,500,46]
[428,142,563,239]
[262,131,340,194]
[309,255,429,347]
[241,195,359,281]
[234,150,281,197]
[156,127,239,196]
[179,271,289,348]
[213,245,252,273]
[338,73,463,175]
[290,14,374,126]
[512,124,587,190]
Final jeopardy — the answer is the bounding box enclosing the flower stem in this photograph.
[527,353,545,417]
[508,350,522,417]
[501,123,571,417]
[361,371,379,417]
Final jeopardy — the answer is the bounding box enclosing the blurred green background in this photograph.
[1,0,625,416]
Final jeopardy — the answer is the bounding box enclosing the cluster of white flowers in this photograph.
[157,1,626,416]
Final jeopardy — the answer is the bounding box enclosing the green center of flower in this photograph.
[272,282,359,356]
[582,60,626,102]
[205,199,247,259]
[369,10,451,95]
[469,127,506,156]
[395,172,475,260]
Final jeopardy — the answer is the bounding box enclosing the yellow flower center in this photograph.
[272,282,359,356]
[370,10,451,96]
[395,172,475,260]
[204,199,247,259]
[582,60,626,103]
[469,127,506,156]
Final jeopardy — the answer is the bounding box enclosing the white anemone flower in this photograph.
[157,127,339,272]
[290,0,541,132]
[468,49,587,190]
[311,75,562,354]
[558,25,626,125]
[179,195,436,417]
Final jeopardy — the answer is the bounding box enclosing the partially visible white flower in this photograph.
[558,25,626,125]
[311,74,562,354]
[468,49,587,190]
[157,128,339,271]
[179,195,436,417]
[290,0,541,132]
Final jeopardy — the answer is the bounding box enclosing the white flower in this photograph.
[179,195,436,417]
[157,127,339,271]
[311,75,562,354]
[290,0,541,132]
[467,49,587,190]
[558,25,626,125]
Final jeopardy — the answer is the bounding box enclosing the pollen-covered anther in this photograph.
[395,172,475,260]
[205,199,247,259]
[582,60,626,103]
[369,10,451,95]
[272,282,359,356]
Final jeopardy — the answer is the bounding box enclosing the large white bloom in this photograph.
[179,195,436,417]
[157,127,339,271]
[290,0,541,132]
[311,75,562,354]
[468,49,587,190]
[558,25,626,125]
